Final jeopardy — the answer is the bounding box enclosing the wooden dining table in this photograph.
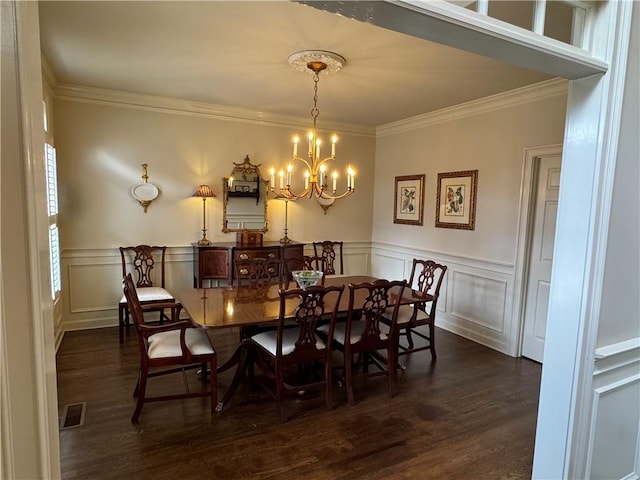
[177,275,431,412]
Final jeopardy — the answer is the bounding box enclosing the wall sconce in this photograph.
[131,163,159,213]
[192,184,216,245]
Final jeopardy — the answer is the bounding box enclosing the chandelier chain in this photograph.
[311,72,320,129]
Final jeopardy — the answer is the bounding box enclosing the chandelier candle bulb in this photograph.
[287,164,292,186]
[304,171,310,189]
[320,164,326,188]
[316,140,321,160]
[308,132,313,156]
[279,170,284,189]
[270,168,275,187]
[293,137,299,157]
[332,171,338,192]
[332,135,337,157]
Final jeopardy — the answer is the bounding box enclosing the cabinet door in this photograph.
[201,249,230,279]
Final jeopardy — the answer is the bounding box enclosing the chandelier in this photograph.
[269,50,355,210]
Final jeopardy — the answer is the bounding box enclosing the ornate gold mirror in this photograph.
[222,155,269,233]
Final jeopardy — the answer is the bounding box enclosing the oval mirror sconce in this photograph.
[131,163,159,213]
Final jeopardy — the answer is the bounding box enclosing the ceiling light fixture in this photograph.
[269,50,355,213]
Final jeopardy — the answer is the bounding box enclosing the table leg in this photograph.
[215,342,251,413]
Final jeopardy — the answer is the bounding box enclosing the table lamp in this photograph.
[192,184,216,245]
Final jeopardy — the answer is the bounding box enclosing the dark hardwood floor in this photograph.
[56,326,541,480]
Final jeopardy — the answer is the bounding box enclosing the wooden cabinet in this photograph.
[193,242,304,287]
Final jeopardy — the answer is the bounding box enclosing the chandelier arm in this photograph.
[312,182,354,200]
[316,189,354,200]
[292,155,312,171]
[284,185,313,199]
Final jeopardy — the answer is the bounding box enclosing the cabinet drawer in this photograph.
[234,247,279,262]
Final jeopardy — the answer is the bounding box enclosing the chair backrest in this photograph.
[312,241,344,275]
[408,259,447,316]
[122,273,144,326]
[235,257,287,286]
[120,245,167,288]
[289,255,326,274]
[346,279,407,350]
[275,285,344,361]
[122,273,152,355]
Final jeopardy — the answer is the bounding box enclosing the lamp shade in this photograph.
[192,185,216,198]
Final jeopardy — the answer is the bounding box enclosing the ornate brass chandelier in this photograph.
[269,50,355,211]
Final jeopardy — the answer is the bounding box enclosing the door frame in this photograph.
[7,1,634,479]
[513,145,563,358]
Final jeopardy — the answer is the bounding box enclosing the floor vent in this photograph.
[59,402,86,429]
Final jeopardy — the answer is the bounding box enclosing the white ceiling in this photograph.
[38,1,553,128]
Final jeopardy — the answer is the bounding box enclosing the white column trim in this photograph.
[15,2,61,478]
[532,1,635,478]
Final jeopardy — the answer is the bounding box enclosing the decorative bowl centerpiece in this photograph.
[291,270,323,289]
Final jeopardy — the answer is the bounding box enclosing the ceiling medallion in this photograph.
[287,50,346,75]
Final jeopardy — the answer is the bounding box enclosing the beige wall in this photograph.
[372,93,567,264]
[54,98,375,249]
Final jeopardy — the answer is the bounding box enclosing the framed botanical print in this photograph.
[393,174,425,226]
[435,170,478,230]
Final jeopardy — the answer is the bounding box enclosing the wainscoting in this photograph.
[588,338,640,479]
[371,242,519,356]
[62,242,520,356]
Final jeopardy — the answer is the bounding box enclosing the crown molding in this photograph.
[40,56,56,91]
[376,77,568,137]
[52,82,375,137]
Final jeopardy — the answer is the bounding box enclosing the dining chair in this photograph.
[118,245,174,343]
[234,256,291,345]
[320,279,407,405]
[383,259,447,363]
[122,274,217,423]
[248,284,345,420]
[312,241,344,275]
[235,257,288,286]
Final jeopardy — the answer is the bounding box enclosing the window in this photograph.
[45,143,61,299]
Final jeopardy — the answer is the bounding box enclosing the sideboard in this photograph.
[192,241,304,287]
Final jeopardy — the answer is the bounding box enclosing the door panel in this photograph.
[522,154,561,362]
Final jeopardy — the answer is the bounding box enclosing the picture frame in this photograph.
[393,174,425,226]
[435,170,478,230]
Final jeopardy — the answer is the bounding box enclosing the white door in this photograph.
[522,154,562,363]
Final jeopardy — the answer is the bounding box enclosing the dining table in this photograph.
[177,275,432,412]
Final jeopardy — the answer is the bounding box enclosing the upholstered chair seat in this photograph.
[394,304,430,326]
[147,328,214,359]
[251,329,326,357]
[318,320,388,346]
[120,286,173,305]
